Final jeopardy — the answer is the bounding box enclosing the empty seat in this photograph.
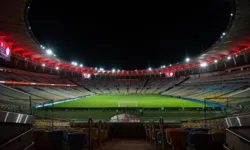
[67,132,88,150]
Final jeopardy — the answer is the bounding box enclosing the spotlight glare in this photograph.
[55,66,59,70]
[46,49,53,55]
[42,63,46,67]
[185,58,190,62]
[148,67,152,71]
[214,59,218,63]
[227,56,231,60]
[200,62,207,67]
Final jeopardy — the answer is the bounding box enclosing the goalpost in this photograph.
[117,101,138,107]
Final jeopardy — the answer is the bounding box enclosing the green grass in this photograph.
[53,94,207,108]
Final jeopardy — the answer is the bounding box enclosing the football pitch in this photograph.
[53,94,207,108]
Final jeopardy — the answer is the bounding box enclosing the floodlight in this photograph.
[46,49,53,55]
[222,32,226,36]
[200,62,207,67]
[71,62,77,66]
[185,58,190,62]
[55,66,59,70]
[227,56,231,60]
[112,69,115,72]
[42,63,46,67]
[148,67,152,71]
[214,60,218,63]
[80,64,83,67]
[230,13,233,16]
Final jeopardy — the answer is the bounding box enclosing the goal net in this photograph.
[117,101,138,107]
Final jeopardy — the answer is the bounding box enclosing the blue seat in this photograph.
[67,132,89,150]
[188,133,213,150]
[192,128,209,133]
[46,131,65,150]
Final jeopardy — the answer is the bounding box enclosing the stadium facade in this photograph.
[0,0,250,78]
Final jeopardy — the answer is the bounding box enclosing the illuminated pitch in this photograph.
[53,94,208,108]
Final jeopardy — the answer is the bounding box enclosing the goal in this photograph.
[117,101,138,107]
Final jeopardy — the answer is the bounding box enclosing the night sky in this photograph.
[28,0,232,70]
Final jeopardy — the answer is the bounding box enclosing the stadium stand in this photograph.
[1,0,250,149]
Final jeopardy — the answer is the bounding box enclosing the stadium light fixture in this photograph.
[80,64,83,67]
[53,54,56,57]
[112,69,116,72]
[71,62,78,66]
[55,66,59,70]
[185,58,190,62]
[162,65,166,68]
[117,69,120,72]
[214,59,218,63]
[227,56,231,60]
[46,49,53,55]
[230,13,233,16]
[169,64,172,66]
[222,32,226,36]
[42,63,46,67]
[40,45,45,49]
[99,68,104,71]
[200,62,207,67]
[148,67,152,71]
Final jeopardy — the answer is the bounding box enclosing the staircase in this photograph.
[226,86,250,97]
[100,139,152,150]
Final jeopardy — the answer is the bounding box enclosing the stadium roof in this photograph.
[0,0,250,75]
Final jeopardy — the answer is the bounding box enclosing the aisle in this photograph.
[100,138,152,150]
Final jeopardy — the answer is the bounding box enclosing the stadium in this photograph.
[0,0,250,150]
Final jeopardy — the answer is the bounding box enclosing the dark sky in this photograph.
[28,0,232,70]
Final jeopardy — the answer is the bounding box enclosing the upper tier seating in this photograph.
[0,70,72,84]
[162,70,250,107]
[73,78,183,95]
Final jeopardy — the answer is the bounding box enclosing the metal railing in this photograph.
[0,128,33,150]
[223,143,232,150]
[23,142,34,150]
[226,128,250,144]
